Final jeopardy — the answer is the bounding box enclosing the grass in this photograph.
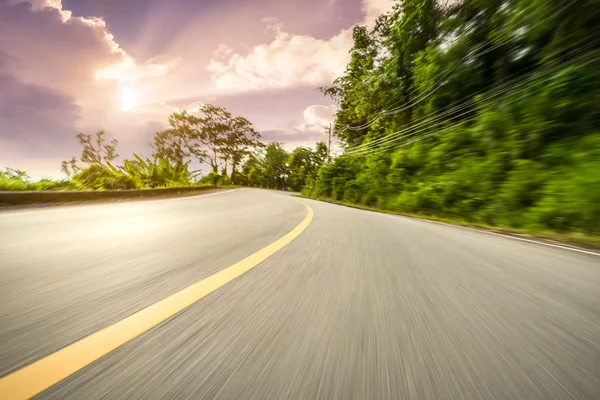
[295,195,600,251]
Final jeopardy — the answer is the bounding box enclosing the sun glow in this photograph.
[120,85,137,111]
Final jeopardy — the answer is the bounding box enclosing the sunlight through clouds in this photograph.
[0,0,390,176]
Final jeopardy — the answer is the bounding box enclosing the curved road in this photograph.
[0,189,599,399]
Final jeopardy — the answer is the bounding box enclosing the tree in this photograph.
[288,147,314,191]
[247,166,265,187]
[192,105,230,173]
[61,157,80,178]
[287,142,328,192]
[304,0,600,236]
[262,142,289,190]
[151,112,195,164]
[222,116,263,181]
[78,130,119,165]
[154,105,263,178]
[314,142,328,167]
[61,130,119,177]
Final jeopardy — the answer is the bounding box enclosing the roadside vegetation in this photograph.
[302,0,600,239]
[1,105,329,192]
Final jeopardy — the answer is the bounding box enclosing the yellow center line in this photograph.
[0,200,314,399]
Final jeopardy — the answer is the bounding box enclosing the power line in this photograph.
[341,38,599,155]
[347,53,599,158]
[335,0,574,132]
[333,0,576,134]
[342,49,598,158]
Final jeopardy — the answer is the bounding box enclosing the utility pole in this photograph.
[326,123,332,162]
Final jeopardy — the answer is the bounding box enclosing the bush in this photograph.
[71,164,140,190]
[0,169,69,191]
[199,172,230,186]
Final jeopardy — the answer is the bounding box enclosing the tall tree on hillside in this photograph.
[192,105,263,176]
[314,141,329,167]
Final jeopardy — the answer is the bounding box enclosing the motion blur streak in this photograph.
[0,189,599,399]
[0,193,312,399]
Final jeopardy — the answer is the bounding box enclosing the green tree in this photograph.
[154,106,262,178]
[221,116,263,181]
[262,142,289,190]
[287,142,328,191]
[305,0,600,237]
[151,113,195,164]
[62,130,119,177]
[287,147,314,192]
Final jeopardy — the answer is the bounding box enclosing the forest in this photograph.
[303,0,600,237]
[2,0,599,240]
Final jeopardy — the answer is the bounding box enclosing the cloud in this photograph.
[261,16,279,25]
[0,71,82,170]
[207,25,352,93]
[0,1,124,107]
[0,0,377,175]
[0,1,180,97]
[206,0,395,93]
[300,104,337,131]
[96,55,182,84]
[260,129,326,143]
[361,0,395,28]
[0,0,188,174]
[255,104,336,150]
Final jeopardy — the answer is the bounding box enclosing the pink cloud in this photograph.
[206,0,394,93]
[207,25,352,93]
[0,2,123,95]
[300,104,337,131]
[0,0,184,175]
[362,0,395,27]
[0,0,384,176]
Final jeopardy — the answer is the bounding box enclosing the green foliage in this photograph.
[287,143,327,191]
[71,164,139,190]
[247,167,264,187]
[262,143,289,190]
[307,0,600,236]
[0,169,31,191]
[152,106,263,178]
[61,131,119,177]
[119,155,198,188]
[9,103,263,192]
[199,172,230,186]
[0,169,70,191]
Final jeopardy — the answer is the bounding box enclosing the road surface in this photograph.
[0,189,599,399]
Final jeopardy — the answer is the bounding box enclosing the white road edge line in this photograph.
[395,214,600,257]
[155,188,237,203]
[0,188,238,218]
[304,196,599,257]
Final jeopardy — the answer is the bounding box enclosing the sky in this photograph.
[0,0,394,177]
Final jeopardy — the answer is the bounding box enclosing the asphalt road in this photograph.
[0,189,599,399]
